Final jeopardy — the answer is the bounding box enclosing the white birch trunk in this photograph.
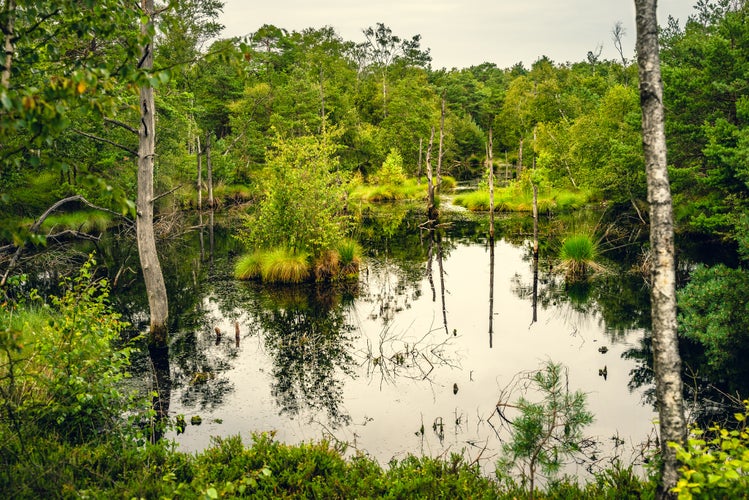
[634,0,686,496]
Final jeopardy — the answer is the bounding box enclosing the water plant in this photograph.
[558,233,604,279]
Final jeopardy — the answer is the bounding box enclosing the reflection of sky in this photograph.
[168,237,657,477]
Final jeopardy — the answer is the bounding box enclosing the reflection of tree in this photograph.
[356,323,460,389]
[168,326,236,411]
[247,284,358,428]
[623,332,749,431]
[426,229,449,335]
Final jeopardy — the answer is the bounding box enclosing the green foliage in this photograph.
[496,361,594,496]
[237,132,349,256]
[39,210,112,234]
[677,264,749,375]
[670,401,749,499]
[371,148,407,185]
[0,255,138,443]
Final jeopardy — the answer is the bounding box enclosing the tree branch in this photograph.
[72,128,137,155]
[1,195,132,286]
[152,184,182,204]
[104,117,138,135]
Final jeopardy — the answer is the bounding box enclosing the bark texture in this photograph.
[634,0,686,496]
[1,0,15,89]
[137,0,169,345]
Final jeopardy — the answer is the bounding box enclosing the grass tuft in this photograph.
[558,234,605,280]
[235,249,310,283]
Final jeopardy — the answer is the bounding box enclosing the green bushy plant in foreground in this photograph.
[0,256,140,444]
[670,401,749,499]
[496,361,595,499]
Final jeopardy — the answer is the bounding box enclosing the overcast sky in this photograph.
[217,1,696,70]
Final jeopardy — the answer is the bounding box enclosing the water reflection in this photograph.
[244,283,358,427]
[11,204,748,464]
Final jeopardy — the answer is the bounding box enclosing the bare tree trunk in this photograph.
[205,132,214,209]
[532,184,539,257]
[426,126,437,220]
[634,0,686,496]
[1,0,15,89]
[196,136,202,211]
[435,232,448,335]
[518,137,524,177]
[137,0,169,346]
[488,236,495,348]
[437,97,445,191]
[488,129,495,239]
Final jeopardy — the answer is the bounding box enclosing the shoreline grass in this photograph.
[453,185,594,213]
[348,176,456,203]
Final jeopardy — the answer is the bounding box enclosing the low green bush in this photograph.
[670,401,749,499]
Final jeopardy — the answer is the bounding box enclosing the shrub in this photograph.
[495,361,594,498]
[670,401,749,499]
[237,132,348,256]
[371,148,407,185]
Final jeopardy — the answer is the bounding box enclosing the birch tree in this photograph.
[634,0,686,496]
[137,0,169,345]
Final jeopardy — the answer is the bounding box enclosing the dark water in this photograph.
[119,206,668,476]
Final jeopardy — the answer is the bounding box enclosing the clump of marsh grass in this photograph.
[260,249,310,283]
[235,243,364,284]
[336,239,362,279]
[314,250,340,281]
[234,253,265,280]
[558,234,606,280]
[234,249,310,283]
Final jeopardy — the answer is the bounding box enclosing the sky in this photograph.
[217,1,697,70]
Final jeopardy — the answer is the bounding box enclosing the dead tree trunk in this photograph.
[437,97,445,192]
[205,132,214,209]
[196,136,202,211]
[488,129,495,240]
[517,137,524,177]
[426,127,437,220]
[635,0,686,496]
[137,0,169,346]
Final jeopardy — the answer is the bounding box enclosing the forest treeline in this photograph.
[0,0,746,244]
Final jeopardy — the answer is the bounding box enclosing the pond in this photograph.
[134,205,661,476]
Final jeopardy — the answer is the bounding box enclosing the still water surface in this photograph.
[161,210,658,474]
